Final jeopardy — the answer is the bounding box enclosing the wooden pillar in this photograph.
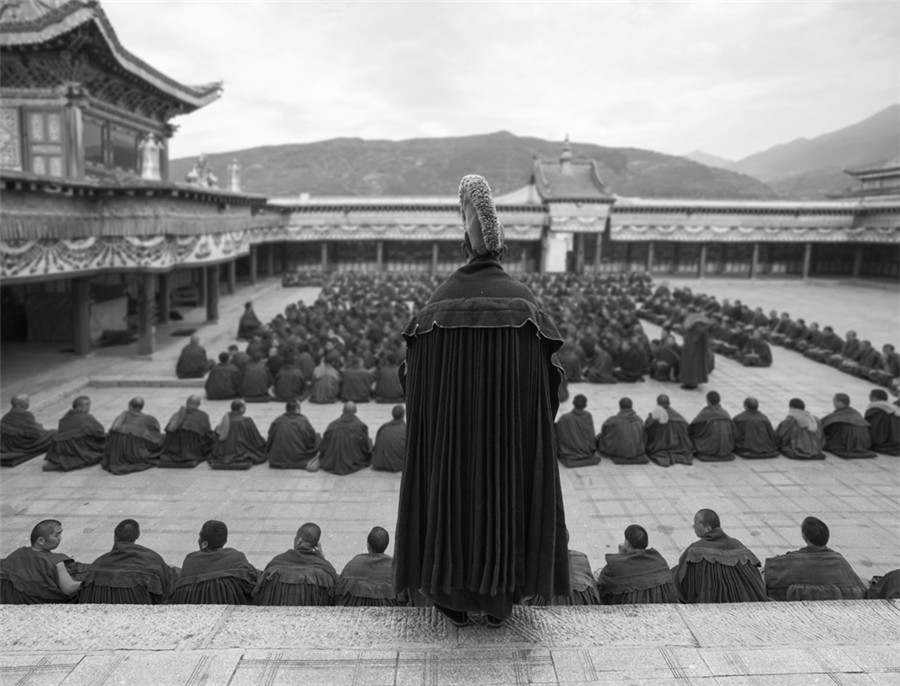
[851,244,863,278]
[593,234,603,273]
[136,273,155,356]
[721,244,728,274]
[226,260,237,295]
[321,242,329,272]
[206,265,220,322]
[158,272,171,324]
[802,243,812,279]
[249,246,258,284]
[646,241,655,274]
[574,233,585,274]
[431,242,439,275]
[266,243,275,276]
[625,242,633,273]
[750,243,760,279]
[673,243,681,274]
[698,244,707,279]
[197,266,207,305]
[72,277,92,356]
[376,241,384,272]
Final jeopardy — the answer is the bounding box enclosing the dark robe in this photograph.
[652,345,680,382]
[159,407,214,468]
[237,308,263,340]
[556,408,600,468]
[598,409,648,464]
[733,409,780,459]
[171,547,258,604]
[736,339,773,367]
[205,362,241,400]
[764,545,866,601]
[868,569,900,599]
[864,402,900,456]
[584,348,616,383]
[335,552,397,606]
[644,407,693,467]
[209,413,267,469]
[296,352,316,381]
[253,546,337,606]
[175,342,211,379]
[372,418,406,472]
[776,410,825,460]
[674,528,769,603]
[1,407,56,466]
[0,547,75,604]
[273,366,307,401]
[102,410,164,475]
[340,367,375,403]
[554,550,601,606]
[394,255,569,619]
[240,360,272,402]
[266,412,319,469]
[309,364,341,404]
[679,313,711,387]
[319,412,372,475]
[613,347,648,382]
[373,365,404,403]
[822,406,877,458]
[596,548,678,605]
[80,541,178,604]
[556,346,584,383]
[689,405,735,461]
[43,409,106,472]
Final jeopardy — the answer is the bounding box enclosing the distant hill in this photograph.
[684,150,736,171]
[731,105,900,198]
[170,131,777,200]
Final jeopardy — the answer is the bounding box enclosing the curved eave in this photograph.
[612,198,860,216]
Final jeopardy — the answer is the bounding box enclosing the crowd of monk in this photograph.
[2,511,897,607]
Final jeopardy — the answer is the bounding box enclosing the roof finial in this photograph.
[560,134,573,174]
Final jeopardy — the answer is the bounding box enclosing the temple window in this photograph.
[83,116,142,176]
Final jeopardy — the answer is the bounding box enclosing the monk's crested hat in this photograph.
[458,174,504,255]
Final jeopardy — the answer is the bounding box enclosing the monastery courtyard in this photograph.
[1,276,898,685]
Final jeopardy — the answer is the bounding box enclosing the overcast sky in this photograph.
[102,0,899,162]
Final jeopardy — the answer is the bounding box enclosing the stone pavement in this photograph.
[1,275,899,684]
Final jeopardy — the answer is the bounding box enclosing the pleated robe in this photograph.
[596,548,678,605]
[865,403,900,455]
[170,548,258,604]
[394,256,570,619]
[674,529,769,603]
[733,409,780,459]
[79,541,178,604]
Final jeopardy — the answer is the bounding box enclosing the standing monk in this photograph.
[1,395,56,467]
[394,174,569,628]
[43,396,106,472]
[679,309,711,389]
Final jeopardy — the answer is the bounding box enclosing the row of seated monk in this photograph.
[2,512,897,608]
[556,389,900,468]
[0,394,405,475]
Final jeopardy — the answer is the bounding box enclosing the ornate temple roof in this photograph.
[531,136,614,203]
[845,153,900,178]
[0,0,221,114]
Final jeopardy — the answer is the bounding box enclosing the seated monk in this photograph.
[735,329,773,368]
[869,343,900,389]
[240,353,272,403]
[867,569,900,599]
[159,395,214,468]
[597,397,648,464]
[175,335,212,379]
[733,397,779,459]
[209,400,267,470]
[273,360,307,402]
[526,534,601,606]
[373,352,404,403]
[319,402,373,475]
[843,339,881,378]
[556,341,585,383]
[205,352,241,400]
[266,400,319,469]
[43,396,107,472]
[334,526,398,606]
[372,405,406,472]
[804,326,843,363]
[1,394,55,467]
[254,522,337,606]
[865,389,900,456]
[237,301,264,340]
[612,338,648,382]
[171,520,258,604]
[555,394,600,468]
[829,330,861,368]
[764,516,866,601]
[79,519,178,604]
[309,353,342,404]
[340,354,375,403]
[822,393,877,459]
[651,335,681,382]
[595,524,678,604]
[776,398,825,460]
[584,345,616,384]
[0,519,84,604]
[673,509,768,603]
[102,397,164,475]
[644,394,693,467]
[689,391,736,462]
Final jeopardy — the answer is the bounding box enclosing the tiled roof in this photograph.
[845,153,900,177]
[531,147,613,202]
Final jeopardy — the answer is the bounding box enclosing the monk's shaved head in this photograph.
[343,401,357,414]
[695,509,720,530]
[391,405,405,420]
[743,397,759,411]
[367,526,389,554]
[656,394,670,408]
[297,522,321,546]
[200,520,228,550]
[833,393,850,408]
[30,519,61,546]
[129,397,145,411]
[11,395,29,409]
[187,395,202,409]
[114,519,141,543]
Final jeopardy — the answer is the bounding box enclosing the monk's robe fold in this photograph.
[334,552,397,606]
[614,347,648,382]
[822,407,877,459]
[170,548,258,604]
[176,342,211,379]
[674,528,768,603]
[1,408,55,466]
[689,406,736,461]
[159,407,214,468]
[102,410,164,475]
[372,418,406,472]
[679,313,711,387]
[557,345,584,383]
[79,541,178,604]
[340,368,375,403]
[0,547,75,604]
[43,410,106,472]
[733,409,780,459]
[273,367,307,401]
[555,408,600,468]
[736,339,772,367]
[598,409,648,465]
[865,401,900,456]
[266,412,318,469]
[205,362,240,400]
[253,547,337,606]
[764,546,866,601]
[240,361,272,402]
[584,348,616,383]
[644,407,693,467]
[373,365,404,403]
[596,548,678,605]
[309,365,341,404]
[209,413,266,469]
[776,410,825,460]
[867,569,900,599]
[319,413,372,475]
[394,256,570,619]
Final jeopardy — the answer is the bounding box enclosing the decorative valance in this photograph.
[610,224,900,244]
